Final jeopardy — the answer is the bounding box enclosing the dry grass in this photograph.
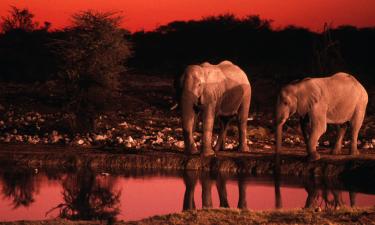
[2,208,374,225]
[125,207,375,225]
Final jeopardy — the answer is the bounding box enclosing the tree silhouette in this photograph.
[1,6,39,33]
[54,10,132,131]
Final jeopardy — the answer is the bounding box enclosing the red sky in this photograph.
[0,0,374,32]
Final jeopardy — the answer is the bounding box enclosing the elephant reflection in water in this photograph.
[0,169,40,208]
[182,171,282,210]
[47,169,121,222]
[304,179,356,210]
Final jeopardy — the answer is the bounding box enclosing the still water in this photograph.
[0,168,374,222]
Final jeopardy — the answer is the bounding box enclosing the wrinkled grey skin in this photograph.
[178,60,251,156]
[275,72,368,161]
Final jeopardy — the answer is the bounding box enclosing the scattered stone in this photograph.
[77,139,84,145]
[174,141,184,149]
[95,134,108,141]
[263,144,272,149]
[116,137,124,144]
[225,143,234,150]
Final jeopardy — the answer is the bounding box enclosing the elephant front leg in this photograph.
[300,115,310,145]
[307,110,326,161]
[201,105,215,157]
[237,100,250,153]
[182,112,198,155]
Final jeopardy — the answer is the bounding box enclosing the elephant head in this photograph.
[275,81,321,153]
[275,86,298,153]
[179,65,206,154]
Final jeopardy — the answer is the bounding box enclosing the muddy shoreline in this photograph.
[1,144,375,183]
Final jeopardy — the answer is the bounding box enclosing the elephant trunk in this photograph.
[275,110,287,154]
[181,91,198,154]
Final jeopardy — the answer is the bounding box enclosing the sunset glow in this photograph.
[1,0,375,32]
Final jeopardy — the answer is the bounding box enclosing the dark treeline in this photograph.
[130,14,375,86]
[1,11,375,84]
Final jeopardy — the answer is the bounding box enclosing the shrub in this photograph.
[55,11,132,131]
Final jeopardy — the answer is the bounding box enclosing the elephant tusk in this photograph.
[170,103,179,110]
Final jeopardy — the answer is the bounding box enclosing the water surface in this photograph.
[0,168,374,222]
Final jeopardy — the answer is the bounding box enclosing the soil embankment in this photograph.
[1,144,375,183]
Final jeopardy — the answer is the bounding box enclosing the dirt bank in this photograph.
[1,144,375,186]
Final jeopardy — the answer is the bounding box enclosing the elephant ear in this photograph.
[296,81,322,115]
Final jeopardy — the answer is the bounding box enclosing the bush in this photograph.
[55,11,132,131]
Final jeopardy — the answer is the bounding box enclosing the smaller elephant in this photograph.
[177,61,251,156]
[275,72,368,160]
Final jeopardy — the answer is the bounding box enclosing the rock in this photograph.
[116,137,124,144]
[362,143,371,149]
[372,139,375,146]
[263,144,272,149]
[225,143,234,150]
[152,136,163,145]
[162,127,172,132]
[247,140,253,145]
[174,141,184,149]
[77,139,84,145]
[126,136,134,143]
[95,134,108,141]
[125,142,132,148]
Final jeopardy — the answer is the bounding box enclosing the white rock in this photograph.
[263,144,272,149]
[116,137,124,144]
[127,136,134,143]
[247,140,253,145]
[225,143,234,150]
[77,139,84,145]
[95,134,107,141]
[125,142,132,148]
[153,136,163,145]
[174,141,185,149]
[362,143,371,149]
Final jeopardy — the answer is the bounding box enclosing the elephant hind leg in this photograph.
[214,116,230,152]
[300,115,310,146]
[349,107,366,155]
[331,123,348,155]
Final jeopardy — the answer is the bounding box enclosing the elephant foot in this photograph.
[307,152,321,161]
[239,144,250,153]
[350,148,360,156]
[201,148,215,157]
[330,147,341,155]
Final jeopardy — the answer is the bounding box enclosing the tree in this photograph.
[55,11,131,131]
[1,6,39,33]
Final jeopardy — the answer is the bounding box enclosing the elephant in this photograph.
[177,60,251,156]
[275,72,368,161]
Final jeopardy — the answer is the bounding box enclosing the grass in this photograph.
[2,208,375,225]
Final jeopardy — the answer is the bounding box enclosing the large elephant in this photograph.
[177,60,251,156]
[275,72,368,161]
